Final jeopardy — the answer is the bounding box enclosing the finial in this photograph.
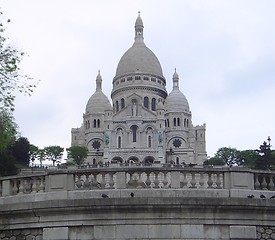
[138,11,140,16]
[98,69,100,74]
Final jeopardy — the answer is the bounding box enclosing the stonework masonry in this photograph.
[71,13,207,166]
[1,167,275,239]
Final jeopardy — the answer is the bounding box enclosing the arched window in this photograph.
[177,117,180,126]
[184,119,186,127]
[176,157,179,165]
[167,119,170,127]
[116,101,119,112]
[148,136,152,148]
[152,98,156,111]
[131,125,138,142]
[173,118,177,126]
[97,119,100,128]
[118,136,122,148]
[88,120,90,129]
[93,119,96,128]
[144,96,149,108]
[187,119,189,128]
[121,98,125,109]
[165,120,167,127]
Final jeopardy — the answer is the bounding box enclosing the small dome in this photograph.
[164,70,190,113]
[86,71,112,114]
[86,91,112,114]
[164,89,190,113]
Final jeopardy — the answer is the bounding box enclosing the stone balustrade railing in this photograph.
[0,166,274,197]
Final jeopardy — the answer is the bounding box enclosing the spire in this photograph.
[172,68,179,90]
[135,11,144,42]
[96,70,102,91]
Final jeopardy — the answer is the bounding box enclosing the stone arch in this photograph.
[143,156,155,165]
[111,156,123,163]
[127,156,139,163]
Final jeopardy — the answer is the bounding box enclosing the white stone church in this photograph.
[71,13,207,165]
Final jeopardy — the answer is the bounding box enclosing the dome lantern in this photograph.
[135,11,144,42]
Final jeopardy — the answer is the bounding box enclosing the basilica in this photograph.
[71,13,207,165]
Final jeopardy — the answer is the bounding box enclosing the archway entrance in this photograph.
[111,157,123,163]
[143,156,155,166]
[127,156,139,164]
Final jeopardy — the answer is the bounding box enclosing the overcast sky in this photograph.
[1,0,275,157]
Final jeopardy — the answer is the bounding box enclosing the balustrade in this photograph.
[254,172,275,190]
[1,167,275,197]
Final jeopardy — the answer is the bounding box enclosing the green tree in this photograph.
[29,144,39,165]
[0,11,37,112]
[10,137,30,166]
[36,148,46,167]
[0,110,17,151]
[238,150,259,169]
[44,145,64,166]
[255,141,275,170]
[0,151,17,176]
[0,110,18,176]
[215,147,242,166]
[206,157,226,166]
[66,145,88,167]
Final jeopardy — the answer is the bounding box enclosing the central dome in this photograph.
[115,13,163,78]
[115,42,163,78]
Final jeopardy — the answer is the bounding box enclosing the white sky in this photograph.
[1,0,275,157]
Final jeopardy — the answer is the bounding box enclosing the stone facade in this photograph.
[71,13,207,165]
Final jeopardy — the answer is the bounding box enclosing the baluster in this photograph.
[199,173,205,188]
[12,179,18,195]
[190,172,196,188]
[181,172,188,188]
[254,174,260,190]
[207,173,214,188]
[271,174,275,190]
[83,173,91,189]
[38,177,45,192]
[18,178,24,194]
[162,172,169,188]
[137,172,144,188]
[75,174,83,189]
[154,171,160,188]
[109,172,115,189]
[92,173,99,188]
[262,175,267,190]
[127,172,134,188]
[31,177,37,193]
[25,178,32,193]
[216,173,222,189]
[101,173,106,189]
[145,172,151,188]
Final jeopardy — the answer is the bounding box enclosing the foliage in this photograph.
[0,151,18,176]
[36,148,46,167]
[10,137,30,166]
[255,141,275,170]
[0,110,17,152]
[0,11,37,112]
[0,110,18,176]
[29,144,39,164]
[214,147,242,166]
[238,150,259,169]
[206,157,226,166]
[44,145,64,166]
[66,145,88,166]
